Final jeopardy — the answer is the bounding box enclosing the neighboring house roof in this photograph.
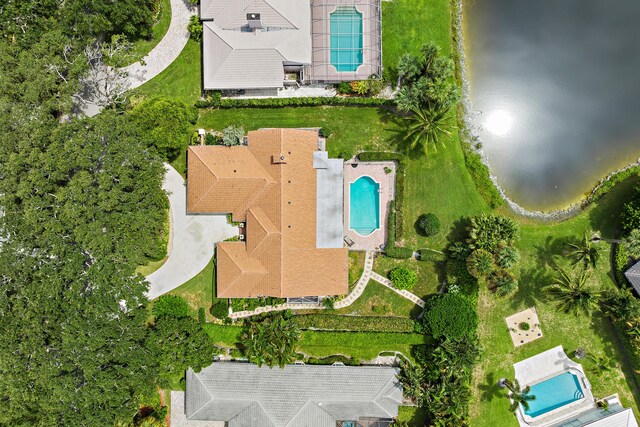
[185,363,403,426]
[584,408,639,427]
[187,128,347,298]
[625,260,640,293]
[200,0,311,90]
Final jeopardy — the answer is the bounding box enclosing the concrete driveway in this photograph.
[146,164,237,300]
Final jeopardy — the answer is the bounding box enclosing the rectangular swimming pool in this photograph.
[349,176,380,236]
[524,372,584,418]
[330,7,363,72]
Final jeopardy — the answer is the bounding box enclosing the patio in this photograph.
[505,307,543,347]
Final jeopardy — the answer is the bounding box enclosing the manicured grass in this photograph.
[136,258,167,277]
[124,0,172,66]
[135,39,202,104]
[203,324,426,362]
[397,406,428,426]
[373,256,441,299]
[333,280,422,319]
[348,251,366,288]
[382,0,453,81]
[165,257,222,321]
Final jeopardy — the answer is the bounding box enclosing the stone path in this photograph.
[122,0,195,90]
[227,251,426,319]
[145,164,237,300]
[369,272,426,308]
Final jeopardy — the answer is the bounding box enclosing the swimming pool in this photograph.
[349,176,380,236]
[524,372,585,418]
[330,7,363,72]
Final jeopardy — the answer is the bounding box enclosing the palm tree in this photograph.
[401,105,452,154]
[500,378,536,412]
[241,314,300,368]
[545,268,602,315]
[466,249,496,279]
[623,229,640,258]
[587,354,614,376]
[566,234,601,270]
[398,359,425,405]
[489,269,519,297]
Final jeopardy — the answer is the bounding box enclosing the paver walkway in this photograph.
[122,0,195,90]
[145,164,237,300]
[227,251,426,319]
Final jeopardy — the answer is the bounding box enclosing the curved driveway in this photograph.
[146,164,237,300]
[123,0,195,90]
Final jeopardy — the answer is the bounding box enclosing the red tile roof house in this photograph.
[187,128,348,299]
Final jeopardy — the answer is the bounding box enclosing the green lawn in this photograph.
[374,256,442,299]
[203,324,425,362]
[124,0,172,66]
[348,251,366,288]
[332,280,422,319]
[135,39,202,104]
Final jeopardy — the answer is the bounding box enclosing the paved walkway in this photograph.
[228,251,427,319]
[123,0,195,90]
[145,164,237,300]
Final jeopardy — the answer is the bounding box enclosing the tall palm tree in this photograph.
[546,268,602,315]
[501,378,536,412]
[401,105,452,154]
[566,234,601,270]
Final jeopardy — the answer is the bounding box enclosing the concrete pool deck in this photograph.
[343,160,395,251]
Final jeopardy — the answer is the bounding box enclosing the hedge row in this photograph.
[460,142,504,209]
[291,314,416,333]
[195,96,394,109]
[384,201,414,259]
[306,354,361,366]
[612,243,632,289]
[357,152,406,237]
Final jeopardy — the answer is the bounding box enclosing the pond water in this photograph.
[464,0,640,211]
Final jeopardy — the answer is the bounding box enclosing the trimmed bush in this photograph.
[417,213,441,237]
[197,307,206,324]
[613,243,632,288]
[210,301,228,319]
[307,354,361,366]
[384,200,414,259]
[194,96,393,109]
[222,125,244,146]
[291,315,416,333]
[230,297,286,312]
[187,15,202,40]
[423,293,478,340]
[153,295,190,319]
[337,82,352,94]
[389,267,417,290]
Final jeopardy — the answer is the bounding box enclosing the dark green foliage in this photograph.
[546,268,602,315]
[204,133,219,145]
[601,289,640,321]
[417,213,441,236]
[188,15,203,41]
[320,126,333,138]
[566,234,601,270]
[447,241,472,261]
[612,243,632,288]
[385,200,414,258]
[589,168,640,202]
[337,82,352,94]
[466,249,495,279]
[194,96,393,108]
[468,214,519,253]
[446,258,479,297]
[322,297,336,309]
[130,97,199,159]
[338,149,354,160]
[623,229,640,259]
[423,294,478,340]
[210,301,229,319]
[389,267,417,290]
[306,354,361,366]
[488,270,519,297]
[291,315,416,333]
[198,307,206,324]
[496,245,520,269]
[621,185,640,232]
[501,379,536,412]
[241,313,301,368]
[153,295,190,319]
[230,297,286,312]
[146,316,215,387]
[459,141,504,208]
[222,125,245,146]
[385,246,415,259]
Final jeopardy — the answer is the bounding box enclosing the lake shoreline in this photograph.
[451,0,640,221]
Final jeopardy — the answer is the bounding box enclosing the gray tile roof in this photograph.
[185,362,403,427]
[625,260,640,294]
[314,151,344,249]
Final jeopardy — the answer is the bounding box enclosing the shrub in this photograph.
[187,15,203,41]
[488,269,518,296]
[366,76,385,96]
[446,258,479,297]
[460,142,504,208]
[519,322,530,331]
[153,295,190,319]
[322,297,335,310]
[338,149,354,160]
[496,245,519,269]
[613,243,632,288]
[194,96,393,109]
[423,293,478,340]
[204,133,218,145]
[350,80,368,95]
[306,354,360,366]
[320,126,332,138]
[197,307,206,324]
[230,297,286,312]
[466,249,495,279]
[241,313,300,368]
[468,214,519,253]
[210,301,228,319]
[337,82,352,94]
[389,267,417,290]
[291,315,416,333]
[222,125,244,146]
[621,192,640,233]
[417,213,441,237]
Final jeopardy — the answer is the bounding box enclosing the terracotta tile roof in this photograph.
[187,129,347,298]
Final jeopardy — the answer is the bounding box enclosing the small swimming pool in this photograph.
[330,7,363,72]
[349,176,380,236]
[524,372,584,418]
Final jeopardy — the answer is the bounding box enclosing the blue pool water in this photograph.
[524,372,584,418]
[330,7,363,72]
[349,176,380,236]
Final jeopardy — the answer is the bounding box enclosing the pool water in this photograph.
[349,176,380,236]
[524,372,584,418]
[330,7,363,72]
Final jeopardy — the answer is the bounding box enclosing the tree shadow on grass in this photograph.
[376,107,427,158]
[532,235,577,270]
[509,268,554,310]
[588,174,640,237]
[446,217,470,246]
[477,372,504,402]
